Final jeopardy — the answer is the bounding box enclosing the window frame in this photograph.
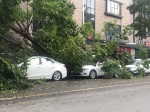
[41,58,54,65]
[28,58,40,66]
[105,24,121,41]
[83,0,95,29]
[105,0,123,18]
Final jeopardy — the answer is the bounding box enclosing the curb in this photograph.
[1,81,150,101]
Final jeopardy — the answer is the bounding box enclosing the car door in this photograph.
[96,62,105,76]
[40,57,56,79]
[27,57,42,79]
[145,59,150,73]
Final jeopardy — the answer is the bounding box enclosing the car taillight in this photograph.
[63,64,66,68]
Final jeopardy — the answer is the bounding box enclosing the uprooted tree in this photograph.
[0,0,89,74]
[0,0,89,90]
[80,20,133,78]
[0,0,135,90]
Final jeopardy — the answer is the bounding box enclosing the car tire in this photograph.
[89,70,97,79]
[52,71,62,81]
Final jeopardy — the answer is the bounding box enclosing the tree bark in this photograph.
[10,25,50,55]
[0,34,25,49]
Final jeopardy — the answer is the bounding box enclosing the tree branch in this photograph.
[10,24,49,55]
[16,21,23,32]
[0,34,24,49]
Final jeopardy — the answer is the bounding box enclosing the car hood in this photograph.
[83,65,95,68]
[126,65,136,68]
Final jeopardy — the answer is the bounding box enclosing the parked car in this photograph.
[126,59,150,74]
[71,62,120,79]
[18,56,67,81]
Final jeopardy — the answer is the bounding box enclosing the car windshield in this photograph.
[130,59,141,65]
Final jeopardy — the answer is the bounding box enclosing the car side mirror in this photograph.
[98,63,102,66]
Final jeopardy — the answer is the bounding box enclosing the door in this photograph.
[96,62,105,76]
[146,59,150,73]
[40,57,56,79]
[27,58,42,79]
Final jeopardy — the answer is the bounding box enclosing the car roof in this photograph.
[29,56,51,59]
[134,59,142,61]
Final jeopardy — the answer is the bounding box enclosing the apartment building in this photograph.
[66,0,132,41]
[19,0,150,56]
[66,0,150,56]
[20,0,150,44]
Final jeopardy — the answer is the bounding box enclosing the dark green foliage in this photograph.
[137,67,145,77]
[127,0,150,39]
[101,59,122,75]
[119,67,133,79]
[0,57,31,91]
[142,59,149,69]
[135,45,148,60]
[80,22,94,39]
[31,0,87,74]
[117,52,132,65]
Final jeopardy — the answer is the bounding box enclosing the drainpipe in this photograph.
[133,13,135,43]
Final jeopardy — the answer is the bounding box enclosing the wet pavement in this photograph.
[1,75,150,101]
[1,75,150,112]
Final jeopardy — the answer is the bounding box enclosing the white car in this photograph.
[18,56,67,81]
[126,59,150,74]
[72,62,119,79]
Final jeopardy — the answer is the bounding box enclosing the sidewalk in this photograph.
[1,75,150,101]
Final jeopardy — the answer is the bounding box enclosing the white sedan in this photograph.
[126,59,150,74]
[72,62,121,79]
[72,62,105,79]
[18,56,67,81]
[81,62,105,79]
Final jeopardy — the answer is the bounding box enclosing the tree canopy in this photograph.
[0,0,87,70]
[0,0,133,66]
[127,0,150,39]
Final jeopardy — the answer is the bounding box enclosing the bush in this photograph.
[0,57,31,91]
[137,67,145,77]
[119,67,133,79]
[101,59,122,76]
[142,59,149,69]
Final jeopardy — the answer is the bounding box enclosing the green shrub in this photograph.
[101,59,122,76]
[119,67,133,79]
[0,57,31,91]
[142,59,149,69]
[137,67,145,77]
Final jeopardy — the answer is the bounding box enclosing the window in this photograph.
[41,58,53,65]
[83,0,95,29]
[105,0,122,18]
[147,30,150,37]
[105,24,121,41]
[29,58,40,65]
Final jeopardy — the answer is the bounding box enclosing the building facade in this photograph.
[19,0,150,56]
[66,0,150,57]
[67,0,150,45]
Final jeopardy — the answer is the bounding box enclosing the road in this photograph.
[0,80,150,112]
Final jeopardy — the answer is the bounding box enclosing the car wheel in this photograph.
[89,70,97,79]
[113,74,118,78]
[52,71,62,81]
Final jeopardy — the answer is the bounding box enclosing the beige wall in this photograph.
[70,0,135,42]
[70,0,83,26]
[95,0,133,30]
